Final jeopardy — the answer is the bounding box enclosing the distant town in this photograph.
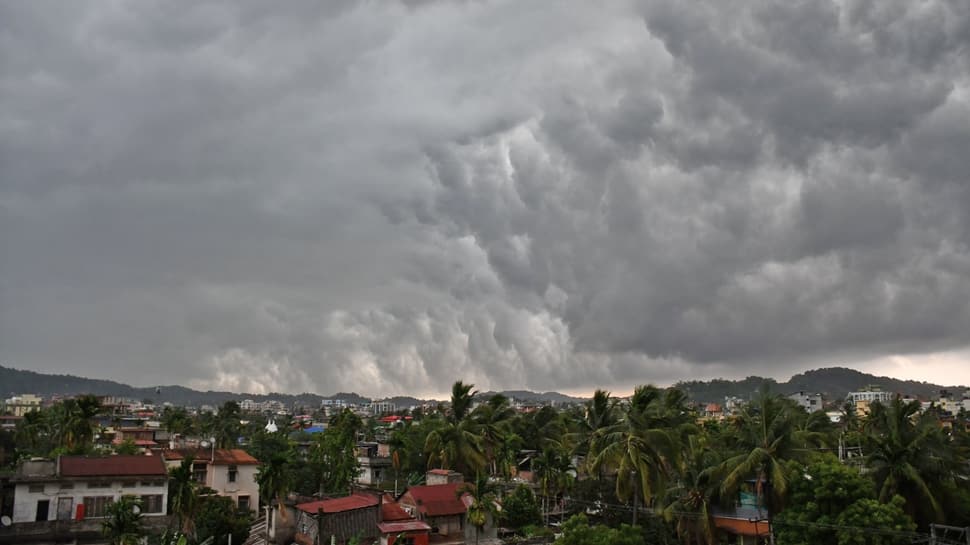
[1,369,968,545]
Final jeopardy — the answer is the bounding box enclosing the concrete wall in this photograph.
[207,463,260,512]
[13,479,167,523]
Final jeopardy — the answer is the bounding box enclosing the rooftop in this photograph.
[296,493,379,514]
[60,455,167,477]
[402,482,468,517]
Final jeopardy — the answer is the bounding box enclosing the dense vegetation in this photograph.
[4,381,969,545]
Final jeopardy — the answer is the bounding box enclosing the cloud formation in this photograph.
[2,0,970,396]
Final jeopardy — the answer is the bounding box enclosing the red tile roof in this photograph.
[296,493,379,514]
[59,455,167,477]
[382,501,413,522]
[401,483,467,517]
[378,521,431,534]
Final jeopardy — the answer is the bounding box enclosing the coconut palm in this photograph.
[719,387,803,519]
[533,445,575,526]
[472,394,515,475]
[863,396,952,525]
[459,472,500,545]
[662,436,722,545]
[102,495,144,545]
[570,389,617,475]
[257,449,294,522]
[425,382,486,477]
[591,385,681,524]
[168,457,200,536]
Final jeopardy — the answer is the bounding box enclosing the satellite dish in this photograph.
[1,515,11,527]
[200,440,211,448]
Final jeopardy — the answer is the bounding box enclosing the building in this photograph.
[369,401,396,416]
[397,474,468,538]
[2,395,43,417]
[1,455,169,544]
[848,388,893,415]
[379,498,430,545]
[357,442,393,486]
[294,493,381,545]
[161,448,260,512]
[788,391,823,412]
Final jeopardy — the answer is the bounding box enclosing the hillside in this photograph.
[677,366,959,404]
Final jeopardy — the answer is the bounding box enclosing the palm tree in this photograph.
[533,445,574,526]
[425,382,485,477]
[719,387,803,523]
[102,495,144,545]
[168,457,200,537]
[472,394,515,475]
[15,409,50,455]
[449,381,477,423]
[590,385,681,525]
[662,436,722,545]
[257,450,294,522]
[52,395,102,452]
[863,396,951,525]
[570,389,617,475]
[459,472,500,545]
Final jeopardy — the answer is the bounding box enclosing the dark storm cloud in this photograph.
[2,0,970,396]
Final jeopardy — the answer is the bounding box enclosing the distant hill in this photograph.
[677,367,962,404]
[477,390,585,404]
[0,365,584,409]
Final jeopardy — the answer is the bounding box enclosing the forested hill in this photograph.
[677,367,957,404]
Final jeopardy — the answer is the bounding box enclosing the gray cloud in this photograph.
[2,0,970,397]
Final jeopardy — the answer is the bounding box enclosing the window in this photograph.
[60,483,74,490]
[88,481,111,489]
[122,480,137,488]
[83,496,114,518]
[28,484,44,493]
[140,495,163,514]
[238,495,250,511]
[193,463,207,483]
[228,465,237,483]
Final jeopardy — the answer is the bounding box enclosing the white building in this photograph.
[788,391,823,412]
[3,394,43,417]
[161,448,260,512]
[10,456,168,524]
[848,388,893,415]
[370,401,396,416]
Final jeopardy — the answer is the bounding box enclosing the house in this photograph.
[160,448,260,512]
[1,455,169,544]
[294,492,381,545]
[710,480,771,545]
[397,476,467,538]
[379,497,431,545]
[357,442,393,486]
[2,394,42,417]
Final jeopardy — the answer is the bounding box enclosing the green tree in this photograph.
[835,496,916,545]
[425,382,485,477]
[459,472,500,545]
[212,401,242,448]
[775,458,880,545]
[471,394,515,475]
[160,406,195,438]
[310,408,363,494]
[114,438,139,455]
[194,496,253,545]
[719,387,803,516]
[257,449,294,521]
[553,514,644,545]
[863,397,953,525]
[591,385,680,523]
[661,436,722,545]
[501,484,542,530]
[102,495,144,545]
[168,457,200,537]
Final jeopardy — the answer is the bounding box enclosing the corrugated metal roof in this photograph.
[296,493,379,514]
[59,455,167,477]
[402,483,467,517]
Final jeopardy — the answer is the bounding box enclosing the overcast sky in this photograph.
[2,1,970,398]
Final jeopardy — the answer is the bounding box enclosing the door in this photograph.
[35,500,49,522]
[56,497,73,521]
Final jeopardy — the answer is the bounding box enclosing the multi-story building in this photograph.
[160,448,260,512]
[2,455,169,544]
[2,394,43,417]
[848,387,893,415]
[788,391,823,413]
